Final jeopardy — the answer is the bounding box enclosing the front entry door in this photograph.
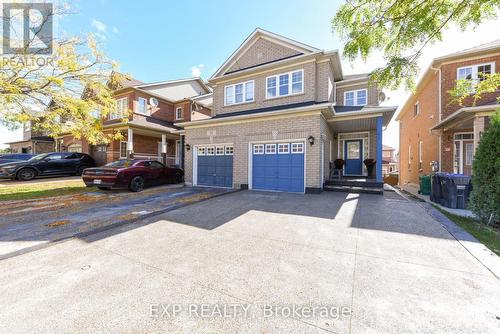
[462,140,474,175]
[344,140,363,175]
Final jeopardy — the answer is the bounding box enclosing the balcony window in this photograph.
[110,97,127,120]
[344,89,367,106]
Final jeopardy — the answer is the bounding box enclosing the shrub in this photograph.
[469,111,500,223]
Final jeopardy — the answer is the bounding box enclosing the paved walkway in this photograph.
[0,190,499,333]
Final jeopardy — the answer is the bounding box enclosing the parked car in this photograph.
[0,153,36,165]
[82,160,184,192]
[0,152,96,181]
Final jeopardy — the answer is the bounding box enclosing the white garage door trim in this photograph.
[193,143,234,188]
[248,138,307,193]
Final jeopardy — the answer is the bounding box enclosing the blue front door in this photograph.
[252,142,305,193]
[344,140,363,175]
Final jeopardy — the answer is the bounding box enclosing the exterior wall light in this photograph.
[308,135,315,146]
[185,144,191,151]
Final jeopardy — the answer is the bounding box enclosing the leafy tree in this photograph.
[0,3,126,145]
[332,0,500,90]
[468,111,500,224]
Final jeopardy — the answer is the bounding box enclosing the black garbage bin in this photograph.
[440,174,472,209]
[430,173,446,203]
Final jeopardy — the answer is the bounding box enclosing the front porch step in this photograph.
[324,179,383,188]
[323,184,383,195]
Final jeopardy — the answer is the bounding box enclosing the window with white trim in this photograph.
[265,144,276,154]
[225,146,233,155]
[119,141,127,159]
[206,146,215,155]
[457,62,495,82]
[137,97,148,115]
[197,147,206,156]
[175,107,183,120]
[278,143,289,154]
[253,144,264,154]
[111,97,128,120]
[414,101,419,117]
[465,143,474,165]
[344,89,367,106]
[224,81,254,105]
[266,69,304,99]
[24,121,31,132]
[216,146,224,155]
[291,142,304,153]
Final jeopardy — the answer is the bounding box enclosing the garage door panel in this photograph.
[196,146,233,188]
[252,142,304,193]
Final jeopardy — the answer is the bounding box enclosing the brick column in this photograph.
[473,116,485,151]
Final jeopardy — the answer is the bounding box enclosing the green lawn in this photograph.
[435,206,500,256]
[0,180,92,201]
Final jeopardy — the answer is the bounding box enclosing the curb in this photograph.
[400,190,500,280]
[0,188,240,261]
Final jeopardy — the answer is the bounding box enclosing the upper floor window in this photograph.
[175,107,183,120]
[344,89,367,106]
[24,121,31,132]
[413,101,419,117]
[457,62,495,82]
[224,81,254,106]
[266,69,303,99]
[137,97,148,115]
[110,97,127,120]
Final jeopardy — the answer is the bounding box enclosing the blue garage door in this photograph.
[197,145,233,187]
[252,142,305,193]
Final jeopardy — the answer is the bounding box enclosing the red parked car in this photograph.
[82,160,183,192]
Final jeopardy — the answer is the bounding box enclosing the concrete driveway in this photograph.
[0,185,232,259]
[0,190,499,333]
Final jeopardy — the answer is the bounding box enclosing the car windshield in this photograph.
[28,153,50,161]
[105,160,136,168]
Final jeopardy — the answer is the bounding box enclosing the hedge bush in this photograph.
[469,111,500,224]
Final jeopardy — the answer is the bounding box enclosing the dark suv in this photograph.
[0,152,96,181]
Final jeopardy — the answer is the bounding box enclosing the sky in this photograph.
[1,0,499,151]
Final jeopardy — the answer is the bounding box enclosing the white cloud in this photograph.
[191,64,204,77]
[91,19,107,33]
[112,26,119,34]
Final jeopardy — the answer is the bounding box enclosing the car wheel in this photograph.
[76,165,88,176]
[17,168,37,181]
[98,186,111,191]
[129,176,144,192]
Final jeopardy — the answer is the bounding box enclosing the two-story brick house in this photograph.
[397,40,499,186]
[6,120,54,154]
[56,75,212,166]
[177,29,396,193]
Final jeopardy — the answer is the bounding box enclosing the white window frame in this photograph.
[224,80,255,106]
[24,121,31,132]
[225,146,234,155]
[265,69,304,99]
[278,143,289,154]
[413,101,419,118]
[253,144,264,155]
[457,62,495,81]
[137,97,148,115]
[119,141,127,159]
[465,143,474,166]
[175,107,183,120]
[265,144,276,154]
[344,89,367,106]
[291,142,304,154]
[206,146,215,156]
[215,146,225,155]
[197,147,206,156]
[111,97,128,120]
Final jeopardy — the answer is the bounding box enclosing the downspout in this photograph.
[431,65,442,172]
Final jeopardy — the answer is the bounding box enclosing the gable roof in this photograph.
[211,28,321,79]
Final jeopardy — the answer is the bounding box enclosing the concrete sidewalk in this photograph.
[0,190,498,333]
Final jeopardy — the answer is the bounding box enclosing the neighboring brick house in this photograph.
[382,145,397,176]
[176,29,396,193]
[5,120,54,154]
[56,74,212,166]
[397,40,499,187]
